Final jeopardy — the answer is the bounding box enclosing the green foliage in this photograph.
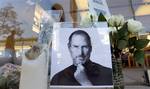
[134,39,150,49]
[118,23,129,39]
[134,50,145,64]
[128,37,136,46]
[117,40,128,50]
[94,13,150,64]
[0,74,20,89]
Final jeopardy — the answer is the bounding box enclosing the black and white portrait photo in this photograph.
[50,27,113,88]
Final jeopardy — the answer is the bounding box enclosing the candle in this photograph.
[19,44,49,89]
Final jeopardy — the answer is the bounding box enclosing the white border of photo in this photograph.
[49,22,113,89]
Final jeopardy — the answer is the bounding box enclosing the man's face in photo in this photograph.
[68,34,92,66]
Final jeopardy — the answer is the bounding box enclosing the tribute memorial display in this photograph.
[50,27,113,89]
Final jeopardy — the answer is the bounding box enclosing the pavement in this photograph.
[125,85,150,89]
[123,68,150,89]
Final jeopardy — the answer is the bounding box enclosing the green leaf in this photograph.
[117,40,128,50]
[121,36,129,41]
[118,22,128,39]
[98,13,107,22]
[128,37,136,46]
[113,32,119,40]
[134,39,150,49]
[134,50,145,64]
[110,32,119,45]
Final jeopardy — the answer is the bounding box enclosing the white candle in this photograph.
[19,44,49,89]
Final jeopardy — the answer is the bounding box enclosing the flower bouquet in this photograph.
[0,63,21,89]
[107,14,150,89]
[80,12,150,89]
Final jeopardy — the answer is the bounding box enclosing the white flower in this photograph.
[109,27,117,33]
[80,13,97,27]
[127,19,143,33]
[108,15,125,27]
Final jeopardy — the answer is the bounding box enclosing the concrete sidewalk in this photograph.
[123,68,150,89]
[125,85,150,89]
[123,68,145,85]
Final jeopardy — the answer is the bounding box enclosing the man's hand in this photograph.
[74,64,92,86]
